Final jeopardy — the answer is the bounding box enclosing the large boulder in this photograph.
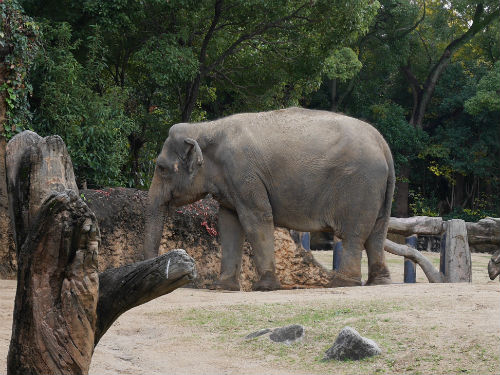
[324,326,381,361]
[81,188,333,291]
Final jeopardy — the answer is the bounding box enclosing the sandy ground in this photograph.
[0,251,498,374]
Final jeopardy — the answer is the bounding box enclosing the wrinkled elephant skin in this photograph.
[144,108,395,290]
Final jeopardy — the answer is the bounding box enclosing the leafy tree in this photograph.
[30,22,133,187]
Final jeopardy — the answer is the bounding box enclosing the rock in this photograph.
[324,326,381,361]
[269,324,304,344]
[245,328,271,340]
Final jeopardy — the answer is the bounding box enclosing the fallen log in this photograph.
[466,217,500,253]
[6,131,196,375]
[388,216,445,237]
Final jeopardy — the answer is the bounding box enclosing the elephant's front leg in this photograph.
[214,207,245,291]
[238,210,281,291]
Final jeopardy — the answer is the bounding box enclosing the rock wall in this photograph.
[81,188,332,291]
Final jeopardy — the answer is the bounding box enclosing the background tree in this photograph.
[5,0,498,220]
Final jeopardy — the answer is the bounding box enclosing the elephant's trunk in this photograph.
[143,173,169,259]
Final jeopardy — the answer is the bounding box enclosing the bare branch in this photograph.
[384,239,443,282]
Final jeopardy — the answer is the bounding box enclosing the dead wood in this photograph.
[6,131,196,374]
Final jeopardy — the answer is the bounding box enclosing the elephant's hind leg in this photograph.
[331,236,363,287]
[364,223,391,285]
[214,207,245,291]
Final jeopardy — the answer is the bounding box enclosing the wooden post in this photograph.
[439,233,446,275]
[300,232,311,251]
[404,235,417,283]
[6,131,196,375]
[333,241,343,271]
[442,219,472,283]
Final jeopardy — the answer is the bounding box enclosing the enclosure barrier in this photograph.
[297,215,499,283]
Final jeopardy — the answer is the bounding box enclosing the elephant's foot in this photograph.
[253,271,281,291]
[330,272,362,287]
[365,263,392,286]
[213,277,240,291]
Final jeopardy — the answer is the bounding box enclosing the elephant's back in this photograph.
[213,107,389,167]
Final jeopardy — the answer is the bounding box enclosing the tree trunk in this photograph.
[6,131,196,375]
[393,165,410,217]
[329,79,337,112]
[0,60,16,278]
[181,73,203,122]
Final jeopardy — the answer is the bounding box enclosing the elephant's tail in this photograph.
[364,143,395,285]
[382,147,395,226]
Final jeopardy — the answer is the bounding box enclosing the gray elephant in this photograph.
[144,107,394,291]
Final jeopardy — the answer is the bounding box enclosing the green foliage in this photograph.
[30,22,133,187]
[369,102,427,169]
[6,0,499,218]
[465,61,500,116]
[443,196,498,222]
[0,0,39,138]
[409,190,439,217]
[323,48,362,82]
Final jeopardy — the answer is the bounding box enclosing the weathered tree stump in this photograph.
[6,131,196,375]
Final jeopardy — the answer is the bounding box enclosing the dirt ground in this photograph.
[0,251,498,374]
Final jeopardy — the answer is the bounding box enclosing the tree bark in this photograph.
[6,131,196,375]
[388,216,444,236]
[329,79,337,112]
[442,219,471,282]
[0,49,16,278]
[7,191,99,375]
[466,217,500,247]
[95,249,196,345]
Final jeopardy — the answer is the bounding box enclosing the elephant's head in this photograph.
[488,250,500,281]
[143,128,205,259]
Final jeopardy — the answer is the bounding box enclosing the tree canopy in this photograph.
[2,0,499,219]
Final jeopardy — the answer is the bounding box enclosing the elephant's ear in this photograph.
[184,138,204,175]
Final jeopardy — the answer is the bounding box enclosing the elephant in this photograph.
[143,107,395,291]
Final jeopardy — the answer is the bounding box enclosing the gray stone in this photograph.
[245,328,271,339]
[269,324,304,344]
[324,326,381,361]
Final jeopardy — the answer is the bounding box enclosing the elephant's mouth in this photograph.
[488,252,500,280]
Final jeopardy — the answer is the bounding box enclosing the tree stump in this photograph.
[6,131,196,375]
